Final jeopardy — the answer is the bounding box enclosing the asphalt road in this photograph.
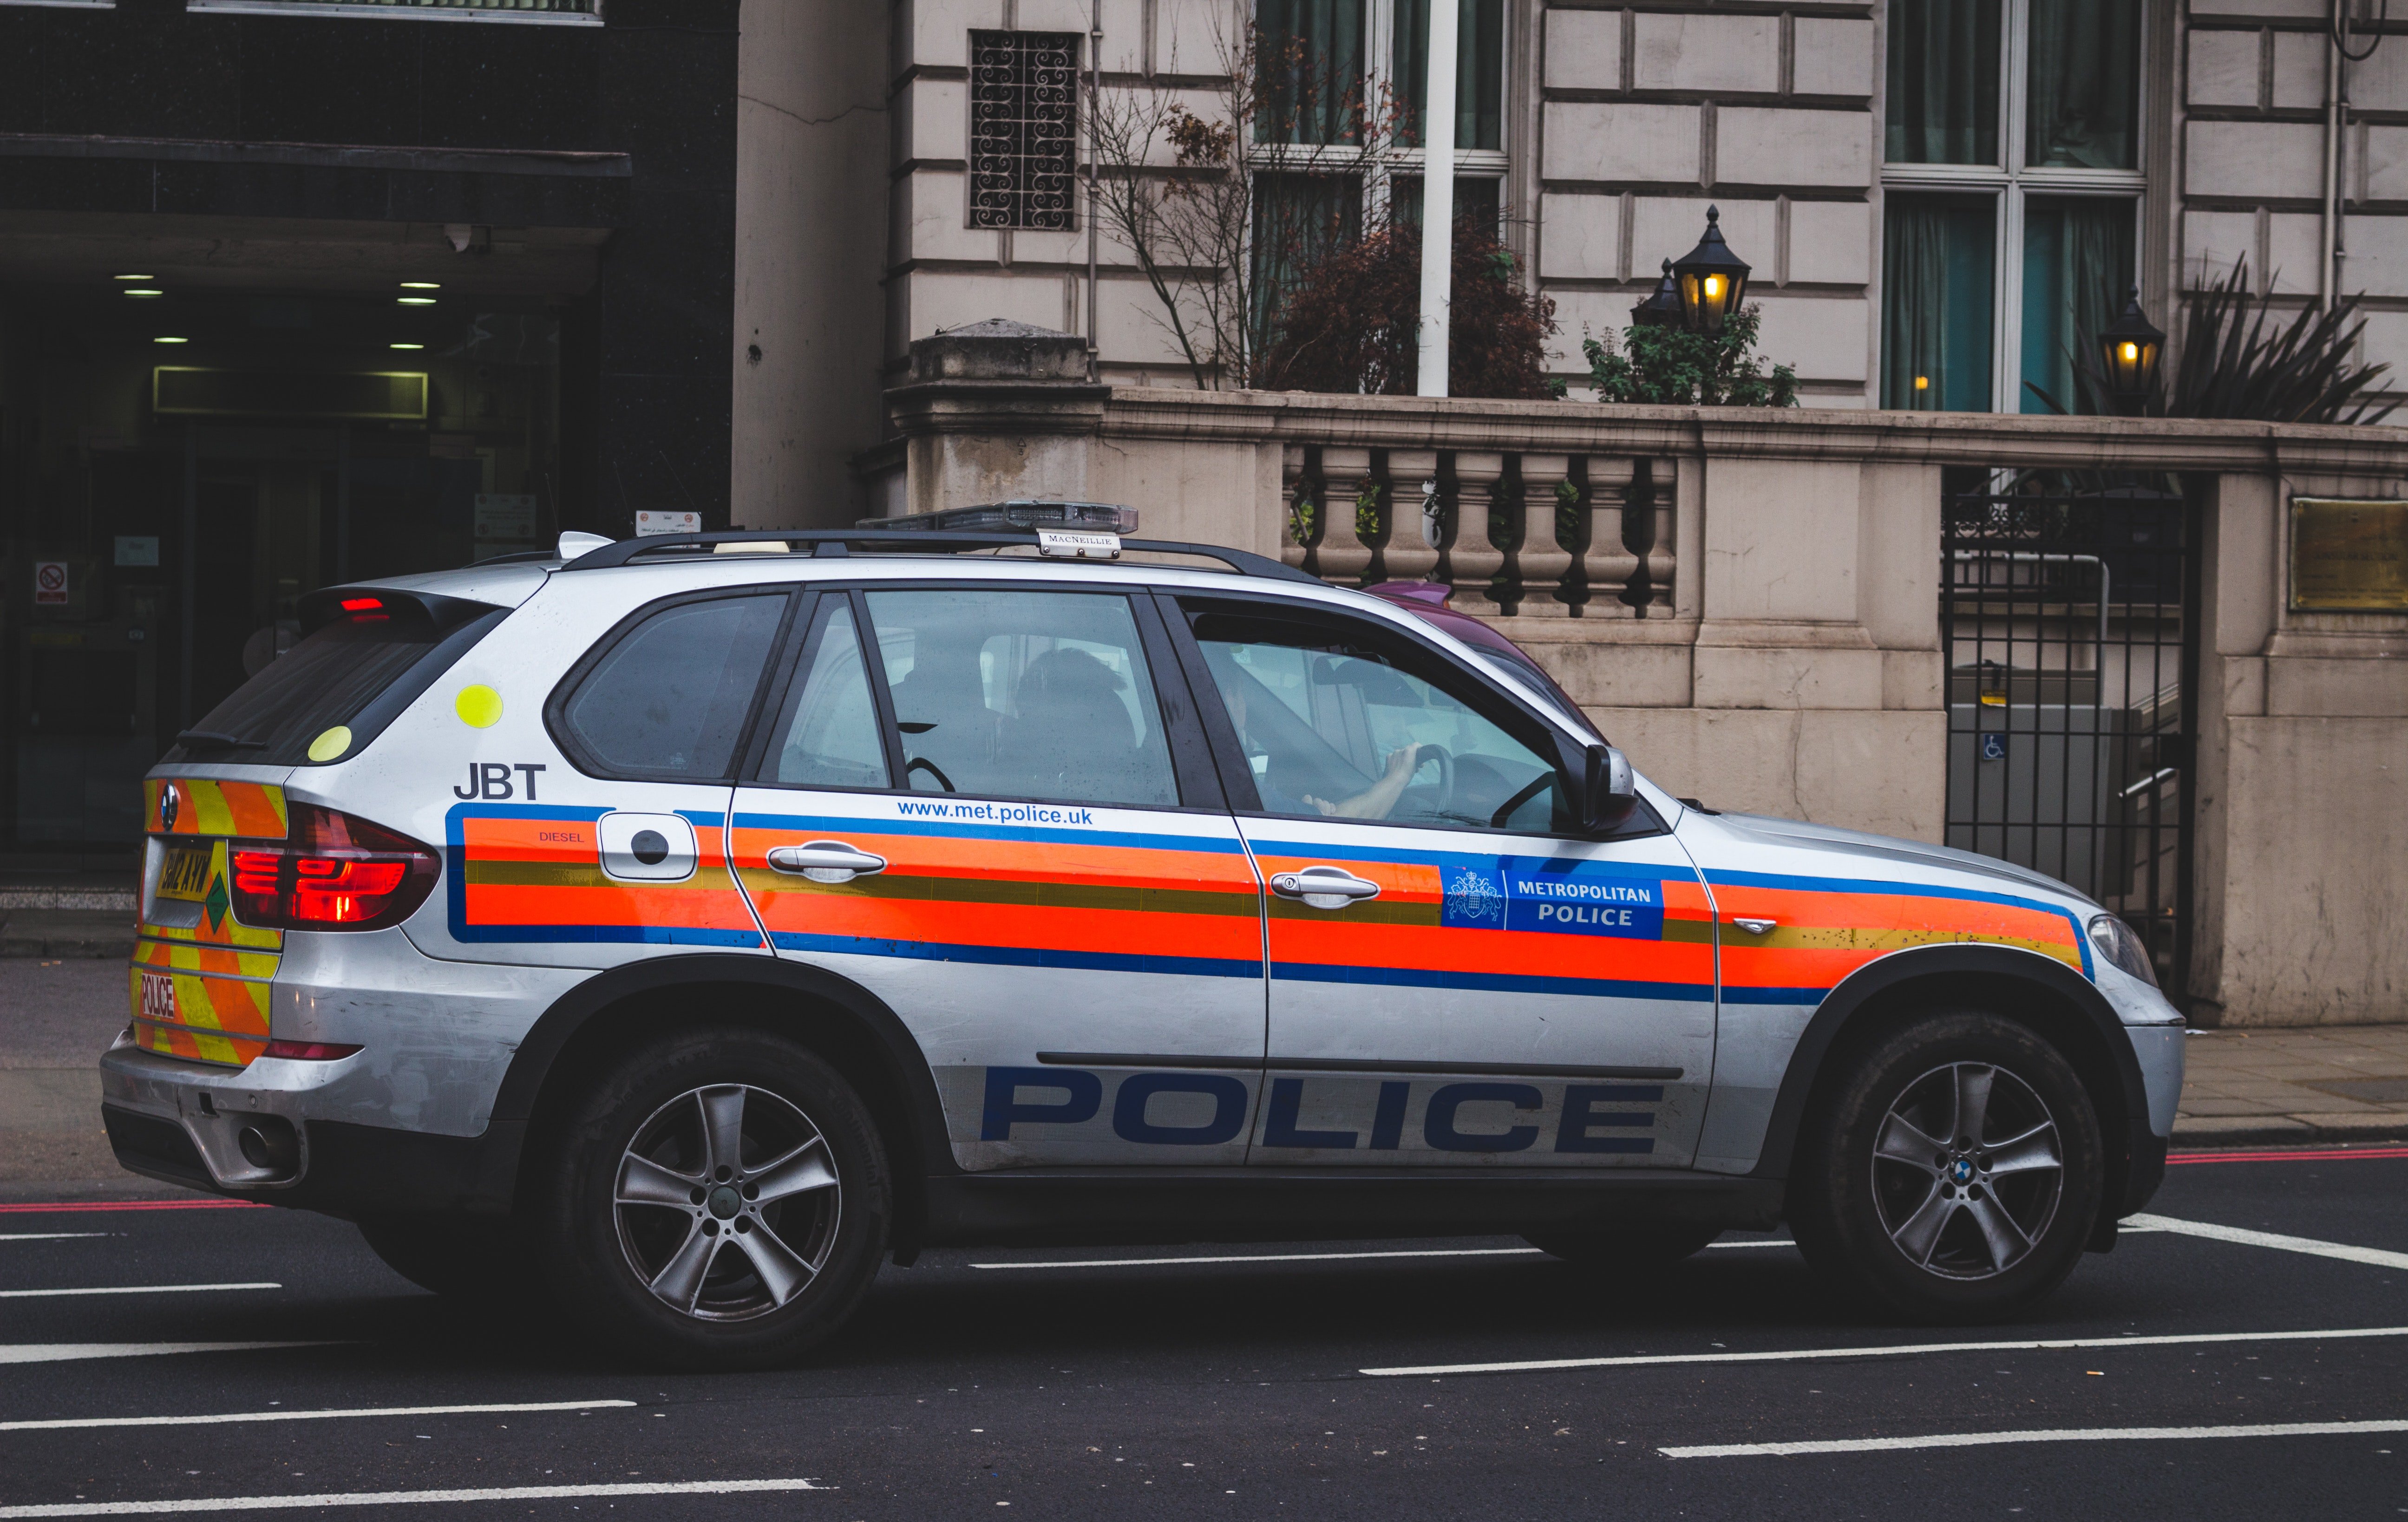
[2,1152,2405,1520]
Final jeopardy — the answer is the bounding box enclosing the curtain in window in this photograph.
[2019,198,2136,412]
[1882,195,1995,411]
[2026,0,2140,169]
[1885,0,2001,165]
[1389,174,1501,233]
[1256,0,1367,144]
[1391,0,1505,151]
[1250,172,1364,345]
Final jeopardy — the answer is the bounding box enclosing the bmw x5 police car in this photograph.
[105,504,2184,1369]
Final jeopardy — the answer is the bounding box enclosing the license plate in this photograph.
[157,843,212,902]
[137,971,177,1023]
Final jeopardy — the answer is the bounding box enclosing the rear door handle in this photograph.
[766,841,888,883]
[1269,866,1381,909]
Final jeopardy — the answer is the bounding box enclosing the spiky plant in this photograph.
[2027,260,2396,424]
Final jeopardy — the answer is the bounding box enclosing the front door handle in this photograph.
[1269,866,1381,909]
[766,841,888,883]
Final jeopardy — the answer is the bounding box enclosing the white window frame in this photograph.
[1248,0,1512,225]
[1880,0,2147,412]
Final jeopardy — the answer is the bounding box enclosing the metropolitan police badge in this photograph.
[1442,867,1505,928]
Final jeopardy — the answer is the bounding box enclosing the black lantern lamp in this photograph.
[1631,260,1681,328]
[2099,285,2166,414]
[1670,204,1751,333]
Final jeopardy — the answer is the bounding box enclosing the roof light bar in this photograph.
[857,501,1139,535]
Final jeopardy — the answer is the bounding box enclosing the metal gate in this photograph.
[1941,475,2198,996]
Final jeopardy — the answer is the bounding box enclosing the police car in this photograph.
[103,504,2184,1370]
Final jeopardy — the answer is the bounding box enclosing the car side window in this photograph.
[1186,607,1567,832]
[769,600,890,790]
[861,588,1180,808]
[556,593,787,780]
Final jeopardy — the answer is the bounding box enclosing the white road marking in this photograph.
[0,1400,637,1433]
[2126,1213,2408,1271]
[0,1479,831,1517]
[0,1285,276,1301]
[0,1345,339,1367]
[1360,1323,2408,1378]
[968,1241,1796,1271]
[971,1248,1544,1270]
[0,1235,106,1244]
[1661,1417,2408,1459]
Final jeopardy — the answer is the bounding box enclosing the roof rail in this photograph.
[556,528,1320,584]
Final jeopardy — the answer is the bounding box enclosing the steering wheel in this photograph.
[1412,743,1455,820]
[905,757,956,793]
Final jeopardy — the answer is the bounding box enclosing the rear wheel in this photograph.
[1788,1009,2102,1323]
[530,1028,891,1370]
[1523,1222,1721,1274]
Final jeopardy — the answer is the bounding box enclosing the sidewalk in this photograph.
[2173,1025,2408,1147]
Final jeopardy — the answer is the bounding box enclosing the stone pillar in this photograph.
[1280,444,1312,570]
[1509,453,1575,615]
[886,319,1108,517]
[1579,456,1640,617]
[1448,451,1509,611]
[1312,446,1376,585]
[1383,448,1443,581]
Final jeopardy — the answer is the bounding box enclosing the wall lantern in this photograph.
[1631,260,1681,328]
[1671,204,1751,334]
[2099,285,2166,414]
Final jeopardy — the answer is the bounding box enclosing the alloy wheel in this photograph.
[612,1083,842,1320]
[1870,1061,2063,1280]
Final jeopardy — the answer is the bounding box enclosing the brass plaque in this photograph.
[2290,498,2408,612]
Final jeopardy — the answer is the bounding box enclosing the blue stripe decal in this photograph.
[733,812,1245,855]
[1270,961,1714,1003]
[1718,985,1833,1006]
[767,931,1263,980]
[449,924,765,948]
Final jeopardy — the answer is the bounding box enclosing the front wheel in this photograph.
[530,1029,891,1370]
[1788,1010,2103,1323]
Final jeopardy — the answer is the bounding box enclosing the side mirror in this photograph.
[1578,743,1638,833]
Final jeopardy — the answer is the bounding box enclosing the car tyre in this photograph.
[530,1028,891,1370]
[1523,1222,1721,1274]
[1788,1009,2103,1324]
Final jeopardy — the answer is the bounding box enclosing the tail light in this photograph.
[261,1039,365,1060]
[229,805,439,931]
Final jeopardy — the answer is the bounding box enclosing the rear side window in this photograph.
[170,597,504,767]
[555,594,788,780]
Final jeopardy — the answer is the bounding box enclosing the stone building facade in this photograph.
[738,0,2406,521]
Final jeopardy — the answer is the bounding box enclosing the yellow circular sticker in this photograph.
[306,725,353,763]
[455,685,504,729]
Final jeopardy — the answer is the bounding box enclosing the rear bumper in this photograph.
[99,1042,523,1216]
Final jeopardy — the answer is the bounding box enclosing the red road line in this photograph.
[0,1199,266,1214]
[2167,1145,2408,1166]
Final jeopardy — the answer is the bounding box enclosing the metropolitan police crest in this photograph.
[1443,867,1504,928]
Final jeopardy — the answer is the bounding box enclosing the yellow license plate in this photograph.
[157,843,213,902]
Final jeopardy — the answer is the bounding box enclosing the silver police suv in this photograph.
[105,506,2184,1369]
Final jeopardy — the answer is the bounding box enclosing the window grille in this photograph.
[968,30,1081,232]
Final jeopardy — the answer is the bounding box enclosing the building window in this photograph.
[1248,0,1508,284]
[968,30,1082,232]
[1880,0,2143,412]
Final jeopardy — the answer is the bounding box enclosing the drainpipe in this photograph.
[1086,0,1102,375]
[1414,0,1459,397]
[2322,0,2343,311]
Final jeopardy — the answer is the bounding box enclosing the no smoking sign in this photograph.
[33,561,68,606]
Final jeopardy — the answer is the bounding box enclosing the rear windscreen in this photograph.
[169,602,503,768]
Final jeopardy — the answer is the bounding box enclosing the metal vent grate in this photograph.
[968,30,1081,232]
